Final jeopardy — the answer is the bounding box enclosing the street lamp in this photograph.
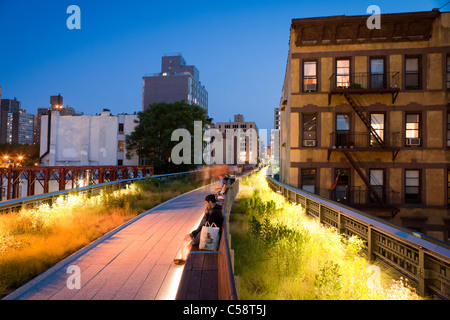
[2,155,9,167]
[16,155,24,167]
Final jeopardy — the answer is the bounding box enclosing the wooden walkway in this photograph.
[3,183,216,300]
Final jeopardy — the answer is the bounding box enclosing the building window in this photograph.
[447,113,450,147]
[448,170,450,206]
[405,113,421,146]
[370,113,385,146]
[336,58,350,88]
[369,169,384,202]
[405,170,421,204]
[118,123,124,134]
[118,159,123,166]
[405,56,421,90]
[303,60,317,92]
[118,140,124,151]
[335,114,351,147]
[370,57,385,89]
[447,55,450,90]
[301,169,316,194]
[332,169,350,204]
[303,113,317,147]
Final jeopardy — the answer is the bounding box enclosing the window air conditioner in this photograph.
[304,139,316,147]
[406,138,421,146]
[305,83,317,92]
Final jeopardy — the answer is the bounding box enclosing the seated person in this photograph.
[173,194,224,265]
[215,177,229,201]
[214,175,228,193]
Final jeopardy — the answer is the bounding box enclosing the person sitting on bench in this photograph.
[215,177,229,201]
[173,194,224,266]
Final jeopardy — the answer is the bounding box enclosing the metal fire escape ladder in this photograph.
[343,92,399,161]
[340,93,400,217]
[343,148,400,217]
[343,93,386,148]
[342,150,386,207]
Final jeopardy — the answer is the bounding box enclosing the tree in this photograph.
[125,101,210,174]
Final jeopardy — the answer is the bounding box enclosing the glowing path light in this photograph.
[160,212,206,300]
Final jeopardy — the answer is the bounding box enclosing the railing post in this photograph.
[318,203,323,224]
[367,225,375,262]
[337,211,343,234]
[418,248,426,297]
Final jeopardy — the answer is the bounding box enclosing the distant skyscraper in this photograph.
[0,98,35,145]
[7,109,34,144]
[274,107,280,130]
[1,98,20,144]
[142,54,208,113]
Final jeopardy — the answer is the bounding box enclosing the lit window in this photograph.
[370,113,384,145]
[336,59,350,88]
[303,61,317,92]
[405,113,421,146]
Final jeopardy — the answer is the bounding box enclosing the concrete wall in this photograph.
[40,111,139,166]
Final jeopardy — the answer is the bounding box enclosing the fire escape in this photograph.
[328,71,401,217]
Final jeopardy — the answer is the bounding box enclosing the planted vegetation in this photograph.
[230,170,421,300]
[0,175,205,297]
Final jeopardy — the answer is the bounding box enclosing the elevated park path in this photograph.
[1,167,449,300]
[2,182,218,300]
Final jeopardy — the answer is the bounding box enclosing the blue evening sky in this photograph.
[0,0,444,133]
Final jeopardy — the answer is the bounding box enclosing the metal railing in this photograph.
[218,178,240,300]
[266,175,450,299]
[329,71,400,91]
[0,170,201,214]
[329,131,401,149]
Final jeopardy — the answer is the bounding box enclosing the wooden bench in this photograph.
[175,245,219,300]
[175,192,238,300]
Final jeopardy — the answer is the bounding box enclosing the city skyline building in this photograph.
[0,97,20,144]
[142,54,208,113]
[6,109,34,145]
[1,97,34,145]
[215,114,259,165]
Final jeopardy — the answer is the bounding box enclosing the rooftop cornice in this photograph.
[291,10,441,46]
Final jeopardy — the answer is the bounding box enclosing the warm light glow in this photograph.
[164,266,184,300]
[78,178,85,188]
[162,208,206,299]
[235,169,422,300]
